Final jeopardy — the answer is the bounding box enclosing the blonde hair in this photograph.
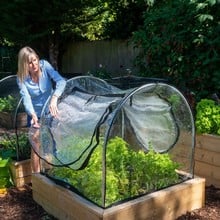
[17,46,39,82]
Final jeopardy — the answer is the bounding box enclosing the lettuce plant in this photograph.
[196,99,220,135]
[48,136,180,207]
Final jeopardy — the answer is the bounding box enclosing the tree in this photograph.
[0,0,153,70]
[80,0,150,40]
[132,0,220,100]
[0,0,94,69]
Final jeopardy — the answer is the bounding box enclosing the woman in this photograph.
[17,46,66,173]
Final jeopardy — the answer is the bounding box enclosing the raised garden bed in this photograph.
[0,112,27,129]
[175,133,220,188]
[194,134,220,188]
[9,159,31,188]
[32,174,205,220]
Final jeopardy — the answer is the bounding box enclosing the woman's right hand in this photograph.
[49,95,58,117]
[31,113,40,128]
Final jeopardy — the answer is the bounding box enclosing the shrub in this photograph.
[0,95,17,113]
[132,0,220,100]
[0,132,31,161]
[195,99,220,135]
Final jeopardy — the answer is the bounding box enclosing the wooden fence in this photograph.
[61,39,139,77]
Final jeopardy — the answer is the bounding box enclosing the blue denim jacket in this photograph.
[17,59,66,117]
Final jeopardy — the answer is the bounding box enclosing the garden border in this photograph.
[32,174,205,220]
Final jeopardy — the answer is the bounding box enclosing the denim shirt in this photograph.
[17,59,66,117]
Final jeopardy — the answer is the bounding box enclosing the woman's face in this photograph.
[28,54,39,75]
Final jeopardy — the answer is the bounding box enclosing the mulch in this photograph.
[0,185,56,220]
[0,184,219,220]
[177,185,220,220]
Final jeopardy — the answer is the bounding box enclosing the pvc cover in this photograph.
[29,76,192,167]
[0,75,20,99]
[29,76,195,207]
[0,75,25,122]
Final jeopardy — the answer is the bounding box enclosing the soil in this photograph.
[0,185,219,220]
[0,185,56,220]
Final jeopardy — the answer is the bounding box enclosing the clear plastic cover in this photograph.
[29,76,195,208]
[0,75,29,161]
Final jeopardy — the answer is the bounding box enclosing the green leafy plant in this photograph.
[0,157,13,189]
[49,136,180,207]
[88,64,111,79]
[132,0,220,100]
[195,99,220,135]
[0,132,31,189]
[0,132,31,161]
[0,95,17,113]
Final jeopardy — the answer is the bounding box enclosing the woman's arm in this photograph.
[42,60,66,97]
[17,78,35,116]
[41,60,66,117]
[17,78,40,127]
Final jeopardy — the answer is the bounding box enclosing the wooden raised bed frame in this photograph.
[32,174,205,220]
[0,112,27,129]
[9,159,31,188]
[195,134,220,188]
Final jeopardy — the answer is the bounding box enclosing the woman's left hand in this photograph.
[49,95,58,117]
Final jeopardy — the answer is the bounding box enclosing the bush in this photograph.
[0,95,17,112]
[0,132,31,161]
[132,0,220,101]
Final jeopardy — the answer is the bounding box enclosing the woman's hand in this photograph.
[31,113,40,128]
[49,95,58,117]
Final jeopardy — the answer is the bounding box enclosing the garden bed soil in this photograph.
[0,185,219,220]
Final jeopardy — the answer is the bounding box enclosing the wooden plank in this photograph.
[103,177,205,220]
[13,175,32,188]
[194,134,220,185]
[205,177,220,188]
[32,174,103,220]
[195,147,220,166]
[9,159,31,178]
[9,159,31,187]
[0,112,27,129]
[32,174,205,220]
[174,134,220,188]
[194,161,220,188]
[196,134,220,153]
[213,169,220,180]
[194,161,213,178]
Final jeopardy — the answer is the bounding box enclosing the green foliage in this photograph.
[0,1,148,52]
[0,46,18,73]
[0,158,13,188]
[0,95,17,112]
[99,0,150,40]
[132,0,220,100]
[0,132,31,161]
[87,64,111,79]
[80,2,117,40]
[195,99,220,135]
[0,0,95,61]
[0,0,156,65]
[49,136,180,207]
